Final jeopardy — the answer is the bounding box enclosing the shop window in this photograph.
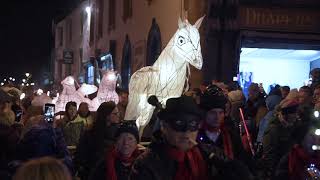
[108,0,116,31]
[101,54,114,70]
[87,65,94,84]
[123,0,132,23]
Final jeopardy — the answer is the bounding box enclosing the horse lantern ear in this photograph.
[178,17,185,29]
[193,15,205,30]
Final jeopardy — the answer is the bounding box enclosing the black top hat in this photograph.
[157,96,203,132]
[200,84,227,111]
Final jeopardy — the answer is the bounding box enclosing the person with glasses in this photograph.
[74,101,120,180]
[130,95,253,180]
[89,121,142,180]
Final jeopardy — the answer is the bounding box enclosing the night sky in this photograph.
[0,0,78,82]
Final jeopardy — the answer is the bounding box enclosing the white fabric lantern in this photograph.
[124,16,205,132]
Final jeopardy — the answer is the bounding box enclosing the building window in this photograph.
[87,65,94,84]
[80,11,84,36]
[98,0,104,38]
[67,19,72,42]
[121,35,132,89]
[146,18,162,66]
[108,0,116,31]
[89,5,95,46]
[109,40,117,69]
[184,0,190,11]
[58,27,63,46]
[123,0,132,23]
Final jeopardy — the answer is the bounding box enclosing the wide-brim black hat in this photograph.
[199,84,227,111]
[158,95,203,122]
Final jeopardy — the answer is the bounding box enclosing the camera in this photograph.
[44,103,55,123]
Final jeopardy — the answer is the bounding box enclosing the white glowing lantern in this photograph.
[54,76,91,112]
[0,83,3,86]
[91,70,119,111]
[37,89,43,95]
[124,16,205,131]
[47,91,50,96]
[30,83,35,86]
[315,111,319,118]
[315,129,320,136]
[22,79,26,83]
[20,93,25,100]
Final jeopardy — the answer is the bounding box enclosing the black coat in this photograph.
[130,132,254,180]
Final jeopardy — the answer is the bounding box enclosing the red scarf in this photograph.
[166,146,208,180]
[288,145,320,180]
[202,121,234,159]
[105,146,140,180]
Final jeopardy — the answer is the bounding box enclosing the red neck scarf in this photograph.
[105,146,140,180]
[288,145,320,180]
[166,145,208,180]
[202,121,234,159]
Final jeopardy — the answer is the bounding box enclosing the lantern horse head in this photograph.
[124,16,205,136]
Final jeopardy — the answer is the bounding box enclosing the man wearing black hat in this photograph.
[89,121,142,180]
[130,95,253,180]
[198,84,246,161]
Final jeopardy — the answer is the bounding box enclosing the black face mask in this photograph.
[165,114,200,132]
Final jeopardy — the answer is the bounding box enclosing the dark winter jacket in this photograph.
[130,132,254,180]
[259,115,310,178]
[0,123,22,176]
[73,124,118,180]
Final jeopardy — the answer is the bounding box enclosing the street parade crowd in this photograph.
[2,68,320,180]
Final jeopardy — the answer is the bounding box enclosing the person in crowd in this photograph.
[0,90,22,179]
[60,101,83,146]
[74,102,94,130]
[310,68,320,91]
[198,84,245,160]
[89,121,142,180]
[13,157,72,180]
[74,101,120,180]
[256,93,282,144]
[227,88,245,124]
[275,121,320,179]
[313,85,320,110]
[17,115,73,174]
[244,83,268,141]
[281,86,290,100]
[258,92,313,178]
[298,86,313,106]
[117,90,129,121]
[130,95,253,180]
[7,89,22,122]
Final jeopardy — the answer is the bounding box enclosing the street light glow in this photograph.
[30,83,35,86]
[12,78,15,81]
[85,6,91,14]
[0,82,4,86]
[22,79,26,83]
[25,73,30,77]
[9,77,12,80]
[22,83,24,86]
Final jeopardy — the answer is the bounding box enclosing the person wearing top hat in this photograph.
[130,95,253,180]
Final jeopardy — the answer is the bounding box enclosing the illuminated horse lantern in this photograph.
[124,16,205,132]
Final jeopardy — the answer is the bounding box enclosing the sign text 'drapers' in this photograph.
[240,7,320,32]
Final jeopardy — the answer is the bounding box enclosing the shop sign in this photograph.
[63,50,74,64]
[239,7,320,33]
